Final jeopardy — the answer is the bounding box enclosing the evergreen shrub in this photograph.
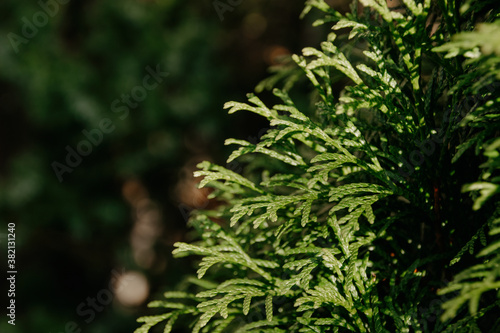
[136,0,500,331]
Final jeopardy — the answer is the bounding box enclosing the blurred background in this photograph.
[0,0,348,332]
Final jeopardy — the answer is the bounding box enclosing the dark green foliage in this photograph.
[136,0,500,332]
[0,1,227,332]
[0,0,224,236]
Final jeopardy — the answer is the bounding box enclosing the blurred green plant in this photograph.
[135,0,500,332]
[0,1,229,332]
[0,0,225,236]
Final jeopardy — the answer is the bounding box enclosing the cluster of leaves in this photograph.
[136,0,500,332]
[433,11,500,323]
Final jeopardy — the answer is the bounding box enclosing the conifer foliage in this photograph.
[136,0,500,332]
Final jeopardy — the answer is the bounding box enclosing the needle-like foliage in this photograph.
[136,1,500,332]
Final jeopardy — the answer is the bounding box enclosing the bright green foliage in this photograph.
[137,0,500,332]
